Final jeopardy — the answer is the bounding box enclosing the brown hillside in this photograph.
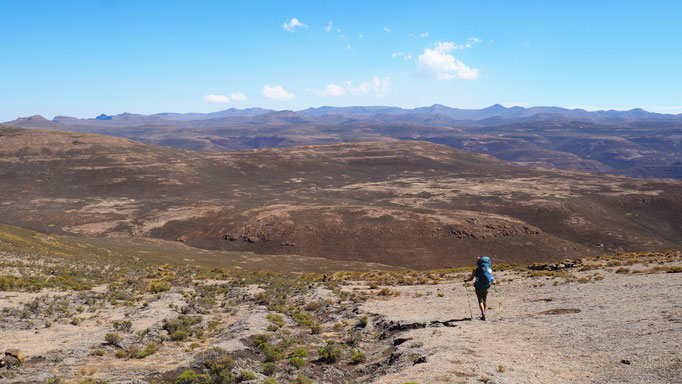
[0,126,680,268]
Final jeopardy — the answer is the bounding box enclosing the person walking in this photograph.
[464,256,497,320]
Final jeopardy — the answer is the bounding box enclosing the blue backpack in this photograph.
[474,256,495,289]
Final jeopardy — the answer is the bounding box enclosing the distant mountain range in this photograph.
[4,104,682,180]
[8,104,682,127]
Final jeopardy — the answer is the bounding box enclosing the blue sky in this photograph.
[1,0,681,121]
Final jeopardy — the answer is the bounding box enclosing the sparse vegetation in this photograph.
[0,226,679,384]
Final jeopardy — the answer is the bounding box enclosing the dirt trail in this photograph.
[360,268,682,383]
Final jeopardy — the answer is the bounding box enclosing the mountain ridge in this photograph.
[6,104,682,126]
[5,104,682,180]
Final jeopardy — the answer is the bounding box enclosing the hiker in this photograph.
[464,256,496,320]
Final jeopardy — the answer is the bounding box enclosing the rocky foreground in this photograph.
[1,246,680,384]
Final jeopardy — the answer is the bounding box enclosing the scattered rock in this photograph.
[621,359,631,365]
[113,380,149,384]
[526,308,581,317]
[393,337,412,346]
[376,320,427,339]
[388,352,402,365]
[413,356,427,365]
[245,236,260,244]
[5,348,24,360]
[1,355,20,368]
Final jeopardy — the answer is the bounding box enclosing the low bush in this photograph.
[163,315,202,341]
[350,350,366,364]
[104,332,122,346]
[235,370,257,382]
[148,280,170,293]
[319,340,342,363]
[289,357,305,369]
[262,362,276,376]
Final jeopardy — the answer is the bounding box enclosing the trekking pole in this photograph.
[465,282,473,320]
[493,283,503,319]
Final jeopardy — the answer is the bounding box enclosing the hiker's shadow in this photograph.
[430,318,470,327]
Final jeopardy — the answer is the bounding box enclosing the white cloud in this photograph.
[420,32,429,38]
[417,41,479,80]
[230,92,247,101]
[392,52,413,60]
[383,27,391,32]
[468,37,483,44]
[346,44,352,50]
[262,85,295,101]
[346,81,369,96]
[325,21,332,33]
[203,94,230,103]
[346,76,390,97]
[371,76,390,96]
[306,83,346,98]
[435,41,463,51]
[283,18,307,32]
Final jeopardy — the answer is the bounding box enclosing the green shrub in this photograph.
[175,370,208,384]
[104,332,122,346]
[148,280,171,293]
[235,369,257,382]
[252,334,270,348]
[319,340,341,363]
[290,375,312,384]
[163,315,202,340]
[171,330,189,341]
[262,362,276,376]
[289,348,307,358]
[289,357,305,369]
[263,379,280,384]
[267,313,285,327]
[191,348,235,382]
[136,344,157,359]
[350,350,366,363]
[252,334,289,362]
[113,319,133,332]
